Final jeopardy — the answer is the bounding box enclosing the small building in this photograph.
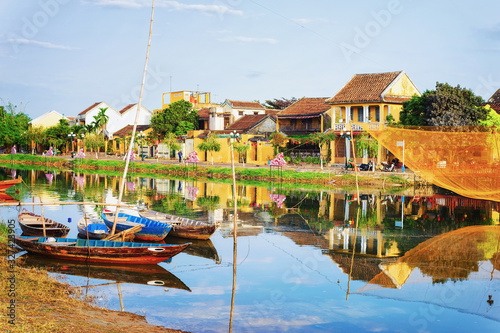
[486,88,500,113]
[76,102,122,134]
[220,99,266,126]
[117,103,153,129]
[29,110,67,128]
[276,97,331,136]
[225,114,276,135]
[326,71,421,164]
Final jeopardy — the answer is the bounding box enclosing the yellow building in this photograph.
[29,110,67,128]
[185,130,275,166]
[326,71,421,164]
[157,90,215,112]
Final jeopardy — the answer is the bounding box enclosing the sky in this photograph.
[0,0,499,120]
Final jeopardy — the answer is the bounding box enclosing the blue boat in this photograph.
[102,212,172,241]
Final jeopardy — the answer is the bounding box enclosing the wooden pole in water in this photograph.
[40,198,46,237]
[229,134,238,333]
[111,0,155,236]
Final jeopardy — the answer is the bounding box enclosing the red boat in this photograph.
[0,177,22,191]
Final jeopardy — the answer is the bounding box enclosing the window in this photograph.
[357,107,364,122]
[375,106,380,122]
[238,111,244,116]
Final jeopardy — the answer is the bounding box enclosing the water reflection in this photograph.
[20,255,190,291]
[2,166,500,332]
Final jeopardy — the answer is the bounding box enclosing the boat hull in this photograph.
[102,213,172,241]
[139,210,218,240]
[0,177,22,191]
[77,218,109,240]
[15,236,190,264]
[18,209,70,237]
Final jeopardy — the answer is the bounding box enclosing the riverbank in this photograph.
[0,234,183,332]
[0,154,415,189]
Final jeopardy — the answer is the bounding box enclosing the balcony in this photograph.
[333,122,383,132]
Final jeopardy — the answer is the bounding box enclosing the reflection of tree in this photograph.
[150,193,197,219]
[197,195,220,210]
[401,226,500,283]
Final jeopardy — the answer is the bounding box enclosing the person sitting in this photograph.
[346,158,355,170]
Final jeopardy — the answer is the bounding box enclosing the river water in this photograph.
[1,166,500,332]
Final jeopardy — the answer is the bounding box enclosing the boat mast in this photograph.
[111,0,156,236]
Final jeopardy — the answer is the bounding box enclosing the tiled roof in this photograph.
[227,100,265,109]
[265,109,280,119]
[488,89,500,104]
[198,108,210,119]
[79,102,100,115]
[226,114,270,131]
[118,104,135,114]
[113,125,150,137]
[488,103,500,113]
[326,71,402,104]
[277,97,330,118]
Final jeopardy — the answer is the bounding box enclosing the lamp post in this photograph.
[68,132,76,155]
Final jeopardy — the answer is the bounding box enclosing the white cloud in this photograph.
[89,0,243,15]
[217,36,278,44]
[6,39,77,50]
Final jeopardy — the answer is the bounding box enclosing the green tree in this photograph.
[0,102,31,149]
[233,141,250,163]
[479,105,500,127]
[150,100,199,138]
[399,83,489,126]
[263,97,298,110]
[198,132,221,165]
[94,107,109,133]
[164,132,182,154]
[44,118,72,154]
[83,133,105,159]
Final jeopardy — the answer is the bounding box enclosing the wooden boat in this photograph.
[77,217,109,240]
[139,209,218,240]
[102,212,172,241]
[18,208,70,237]
[21,256,191,291]
[0,177,22,191]
[15,236,190,264]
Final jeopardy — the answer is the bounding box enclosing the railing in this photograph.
[333,122,384,132]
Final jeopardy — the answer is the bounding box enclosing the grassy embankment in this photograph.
[0,221,181,333]
[0,154,411,189]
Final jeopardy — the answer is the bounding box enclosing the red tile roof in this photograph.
[326,71,403,104]
[226,114,271,131]
[488,103,500,113]
[277,97,330,118]
[488,89,500,104]
[265,109,280,119]
[198,107,210,119]
[118,104,135,114]
[113,125,150,137]
[227,100,265,109]
[79,102,100,115]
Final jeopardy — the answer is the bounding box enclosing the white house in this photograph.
[117,103,153,128]
[76,102,121,134]
[220,99,266,126]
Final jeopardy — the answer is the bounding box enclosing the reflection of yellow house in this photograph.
[326,71,421,164]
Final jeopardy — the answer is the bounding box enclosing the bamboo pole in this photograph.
[111,0,155,236]
[40,198,46,237]
[229,136,237,333]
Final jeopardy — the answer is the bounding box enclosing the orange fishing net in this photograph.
[362,125,500,202]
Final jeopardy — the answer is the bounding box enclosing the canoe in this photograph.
[102,212,172,241]
[18,208,70,237]
[15,236,190,264]
[77,217,109,240]
[21,255,191,291]
[0,177,22,191]
[139,209,218,240]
